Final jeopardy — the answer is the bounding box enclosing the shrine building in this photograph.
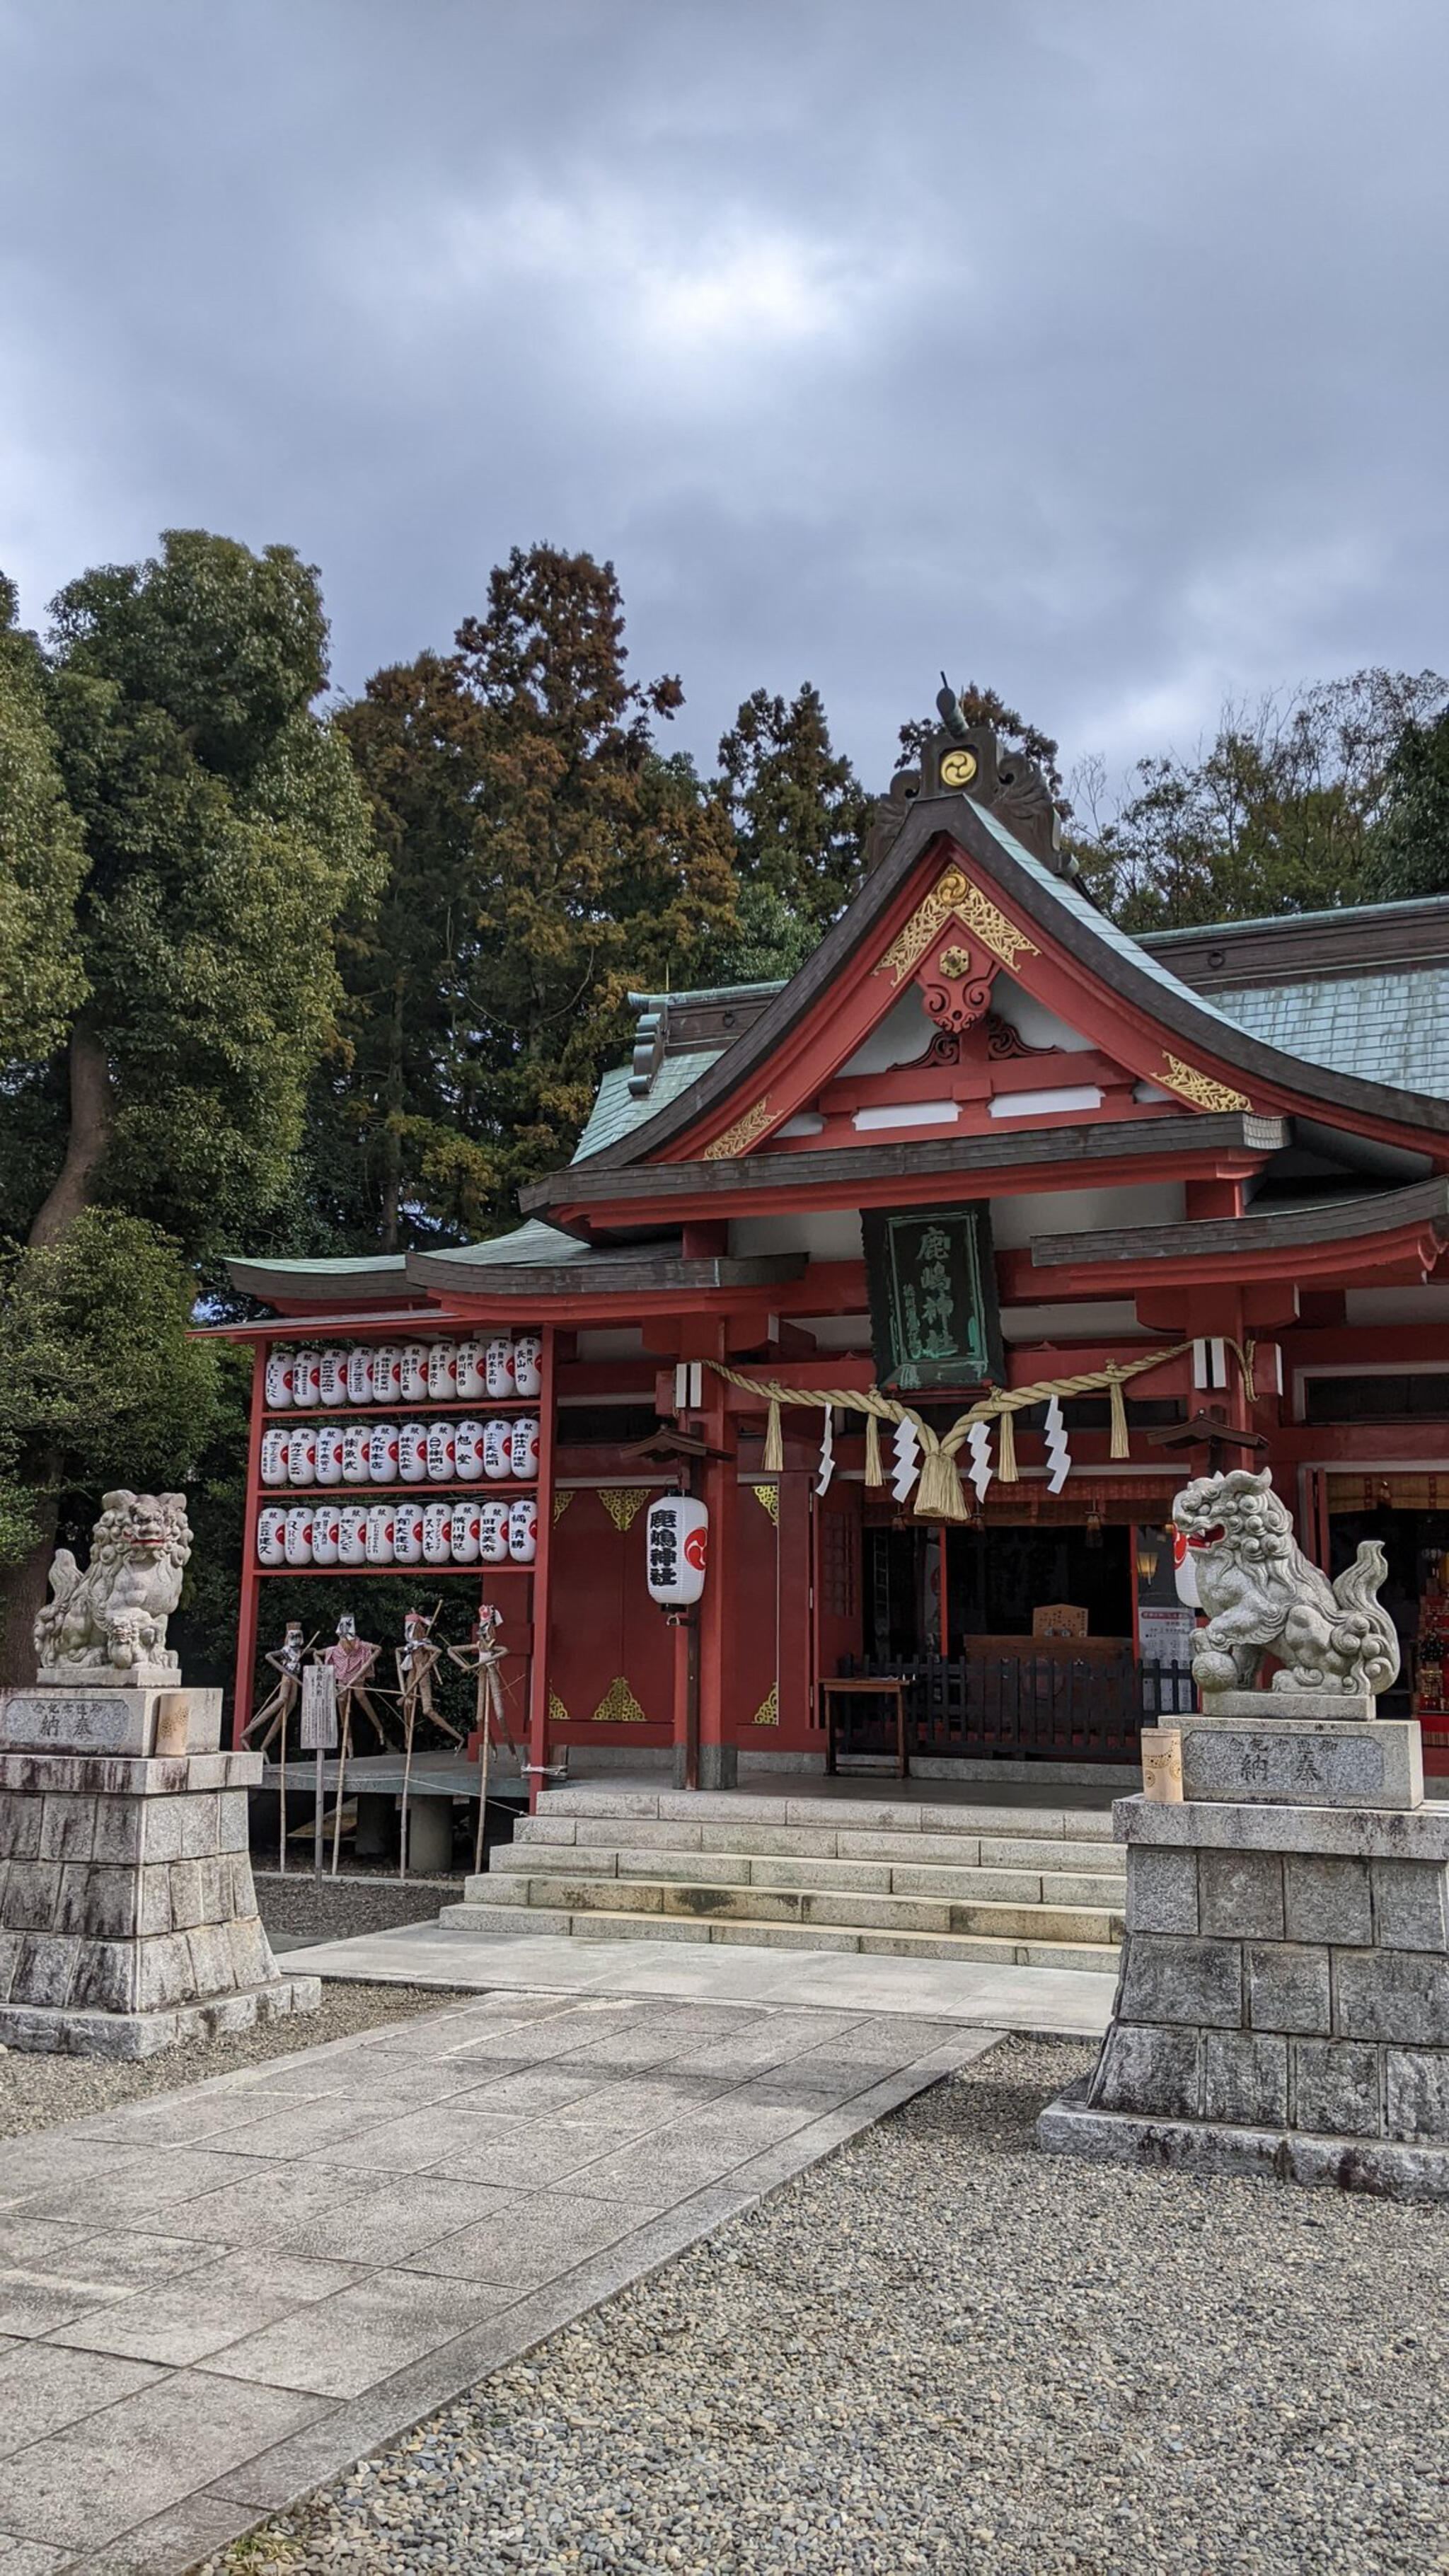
[223,705,1449,1795]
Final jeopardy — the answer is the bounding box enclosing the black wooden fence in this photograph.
[834,1652,1195,1764]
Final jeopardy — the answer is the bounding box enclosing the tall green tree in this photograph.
[0,531,377,1676]
[328,545,739,1244]
[0,578,87,1068]
[1366,705,1449,900]
[1075,671,1448,930]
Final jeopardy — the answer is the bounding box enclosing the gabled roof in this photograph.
[523,787,1449,1218]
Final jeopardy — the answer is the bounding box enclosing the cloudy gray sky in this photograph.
[4,0,1447,797]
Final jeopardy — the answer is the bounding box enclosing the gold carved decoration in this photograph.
[701,1095,775,1161]
[751,1686,780,1726]
[937,944,974,979]
[752,1483,780,1523]
[1158,1053,1252,1114]
[598,1486,651,1533]
[591,1674,647,1724]
[552,1490,573,1525]
[875,865,1039,986]
[548,1689,570,1726]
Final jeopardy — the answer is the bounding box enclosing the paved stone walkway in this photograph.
[0,1990,990,2572]
[275,1920,1118,2033]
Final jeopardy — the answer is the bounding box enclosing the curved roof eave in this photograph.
[548,792,1449,1186]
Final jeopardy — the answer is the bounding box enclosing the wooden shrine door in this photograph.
[546,1485,674,1746]
[812,1479,863,1721]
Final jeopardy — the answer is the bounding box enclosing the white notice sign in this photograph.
[300,1663,338,1750]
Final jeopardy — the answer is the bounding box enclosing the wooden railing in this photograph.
[835,1652,1195,1764]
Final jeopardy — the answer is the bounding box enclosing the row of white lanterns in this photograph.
[260,1417,540,1487]
[257,1495,538,1567]
[265,1335,542,1409]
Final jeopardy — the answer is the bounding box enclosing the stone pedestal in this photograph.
[0,1733,321,2059]
[1176,1710,1424,1810]
[1039,1769,1449,2200]
[1,1685,224,1760]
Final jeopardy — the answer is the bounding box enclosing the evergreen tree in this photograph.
[1366,705,1449,900]
[716,682,871,937]
[0,530,377,1676]
[0,578,87,1068]
[329,545,739,1244]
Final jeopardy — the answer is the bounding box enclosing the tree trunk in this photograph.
[0,1474,58,1690]
[1,1028,112,1681]
[29,1023,113,1247]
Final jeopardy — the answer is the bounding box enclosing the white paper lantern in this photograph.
[318,1348,350,1407]
[422,1499,454,1564]
[341,1423,372,1484]
[367,1421,400,1483]
[483,1419,513,1480]
[398,1422,429,1484]
[399,1341,431,1403]
[345,1345,374,1405]
[426,1421,456,1482]
[312,1501,342,1566]
[427,1341,458,1402]
[257,1506,288,1566]
[507,1494,538,1563]
[480,1497,510,1564]
[264,1350,295,1410]
[287,1425,318,1486]
[454,1419,486,1481]
[450,1498,483,1563]
[485,1335,515,1399]
[283,1504,314,1566]
[393,1500,425,1564]
[365,1501,396,1564]
[337,1503,369,1566]
[645,1497,708,1606]
[315,1423,346,1486]
[292,1348,322,1409]
[260,1428,291,1486]
[512,1333,543,1399]
[509,1416,541,1480]
[456,1339,487,1401]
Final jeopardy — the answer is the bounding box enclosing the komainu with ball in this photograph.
[1174,1467,1399,1699]
[34,1490,191,1683]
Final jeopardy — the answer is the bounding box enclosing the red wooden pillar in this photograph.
[231,1343,268,1747]
[697,1377,740,1791]
[526,1326,558,1812]
[777,1452,814,1744]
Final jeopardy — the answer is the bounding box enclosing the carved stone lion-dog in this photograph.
[1174,1467,1399,1699]
[34,1489,191,1680]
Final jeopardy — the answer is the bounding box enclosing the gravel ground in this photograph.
[255,1870,458,1941]
[207,2034,1448,2576]
[0,1983,471,2139]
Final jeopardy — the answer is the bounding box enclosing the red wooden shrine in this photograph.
[221,710,1449,1789]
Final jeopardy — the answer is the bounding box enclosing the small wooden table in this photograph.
[820,1676,910,1779]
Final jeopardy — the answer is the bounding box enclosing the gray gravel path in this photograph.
[207,2034,1449,2576]
[0,1983,471,2140]
[255,1871,460,1942]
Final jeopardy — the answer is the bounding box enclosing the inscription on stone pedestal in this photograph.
[1178,1717,1423,1813]
[0,1694,142,1753]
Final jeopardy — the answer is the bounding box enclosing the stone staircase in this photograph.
[440,1787,1126,1974]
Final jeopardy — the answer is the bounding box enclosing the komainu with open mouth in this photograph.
[1173,1467,1399,1699]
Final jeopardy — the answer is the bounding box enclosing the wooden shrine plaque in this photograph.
[863,1203,1003,1394]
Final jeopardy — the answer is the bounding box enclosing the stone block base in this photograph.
[0,1743,318,2055]
[0,1973,323,2060]
[1039,2077,1449,2203]
[1,1686,224,1758]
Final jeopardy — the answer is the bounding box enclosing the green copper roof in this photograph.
[1209,972,1449,1099]
[412,1218,594,1267]
[572,1050,723,1160]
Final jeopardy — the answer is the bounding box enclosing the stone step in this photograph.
[517,1814,1124,1871]
[462,1869,1123,1948]
[488,1843,1125,1909]
[438,1900,1118,1977]
[533,1789,1116,1844]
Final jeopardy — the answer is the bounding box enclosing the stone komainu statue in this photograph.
[1173,1467,1399,1699]
[34,1490,191,1681]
